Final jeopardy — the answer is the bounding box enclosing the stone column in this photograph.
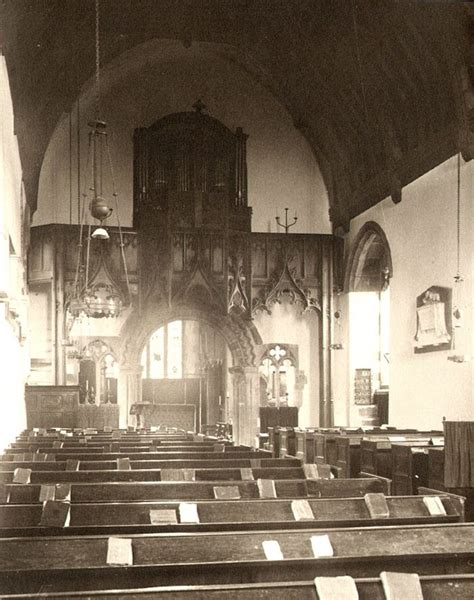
[229,365,259,447]
[118,365,142,428]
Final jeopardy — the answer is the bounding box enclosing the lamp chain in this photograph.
[95,0,101,120]
[456,152,461,278]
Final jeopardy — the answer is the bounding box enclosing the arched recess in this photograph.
[345,221,392,426]
[345,221,393,293]
[116,304,263,445]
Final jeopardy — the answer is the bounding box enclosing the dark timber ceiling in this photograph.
[1,0,472,231]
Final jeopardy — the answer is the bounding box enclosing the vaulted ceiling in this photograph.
[1,0,472,231]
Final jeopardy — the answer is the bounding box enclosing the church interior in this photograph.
[0,0,474,597]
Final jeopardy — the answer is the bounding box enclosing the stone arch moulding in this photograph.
[344,221,393,293]
[115,305,263,445]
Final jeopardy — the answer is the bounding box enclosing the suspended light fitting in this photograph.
[68,0,131,320]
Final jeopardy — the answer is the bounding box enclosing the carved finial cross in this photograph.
[192,99,207,114]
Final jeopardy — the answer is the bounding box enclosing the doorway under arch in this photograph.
[346,222,392,426]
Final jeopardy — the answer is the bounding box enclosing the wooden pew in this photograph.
[0,477,388,504]
[4,573,474,599]
[0,493,463,537]
[0,450,273,462]
[0,466,307,484]
[0,457,301,472]
[1,523,473,594]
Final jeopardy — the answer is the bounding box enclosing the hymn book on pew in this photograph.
[149,509,178,525]
[179,502,200,523]
[240,467,254,480]
[380,571,423,600]
[291,499,314,521]
[314,575,359,600]
[311,534,334,558]
[423,495,447,516]
[262,540,284,561]
[257,478,277,498]
[213,485,241,500]
[106,537,133,566]
[40,500,71,527]
[13,467,31,484]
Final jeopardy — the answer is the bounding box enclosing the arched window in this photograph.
[141,320,183,379]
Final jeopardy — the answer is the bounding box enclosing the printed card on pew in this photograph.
[13,468,31,484]
[262,540,284,561]
[22,452,33,461]
[149,509,178,525]
[291,499,314,521]
[240,468,254,481]
[213,486,241,500]
[40,500,71,527]
[103,426,112,433]
[389,436,406,442]
[380,571,423,600]
[117,457,131,471]
[423,495,447,516]
[66,459,80,471]
[106,537,133,566]
[55,483,71,502]
[45,453,56,462]
[364,493,390,519]
[52,441,63,449]
[257,479,277,498]
[303,464,320,480]
[213,443,225,453]
[311,534,334,558]
[314,576,359,600]
[250,459,261,469]
[39,484,56,502]
[179,502,200,524]
[33,453,47,462]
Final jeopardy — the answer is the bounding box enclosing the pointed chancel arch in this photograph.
[116,304,262,445]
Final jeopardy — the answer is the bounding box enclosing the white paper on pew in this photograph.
[150,426,158,432]
[179,502,200,523]
[291,499,314,521]
[311,534,334,558]
[66,432,73,437]
[106,537,133,566]
[314,576,359,599]
[39,484,56,502]
[13,468,31,484]
[55,483,72,502]
[240,468,254,481]
[257,479,277,499]
[149,509,178,525]
[262,540,283,561]
[388,436,406,442]
[430,437,444,445]
[423,495,447,516]
[380,571,423,600]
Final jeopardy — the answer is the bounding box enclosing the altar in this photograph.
[131,378,201,431]
[130,402,195,430]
